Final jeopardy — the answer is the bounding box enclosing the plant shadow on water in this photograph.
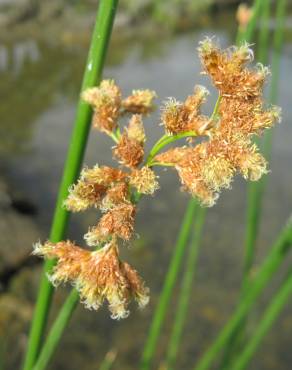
[1,8,292,370]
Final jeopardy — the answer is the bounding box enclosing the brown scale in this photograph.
[113,133,144,168]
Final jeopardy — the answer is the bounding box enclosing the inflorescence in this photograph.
[34,39,281,319]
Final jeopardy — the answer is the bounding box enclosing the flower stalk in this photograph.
[23,1,119,369]
[192,218,292,370]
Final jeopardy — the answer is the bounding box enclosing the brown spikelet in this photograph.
[155,147,189,165]
[34,240,149,319]
[81,165,127,186]
[126,114,146,143]
[129,167,159,195]
[122,262,149,308]
[161,86,210,135]
[198,39,268,100]
[82,80,121,134]
[113,133,144,168]
[64,181,107,212]
[33,241,90,285]
[85,204,136,245]
[122,89,156,114]
[101,182,130,212]
[236,3,252,31]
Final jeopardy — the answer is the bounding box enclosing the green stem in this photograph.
[146,131,197,166]
[140,199,198,370]
[220,1,286,368]
[236,0,263,45]
[269,0,286,105]
[210,95,222,121]
[242,0,272,292]
[99,350,117,370]
[32,290,79,370]
[22,1,119,369]
[231,269,292,370]
[145,95,223,167]
[192,219,292,370]
[165,207,206,370]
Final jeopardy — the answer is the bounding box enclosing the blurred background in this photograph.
[0,0,292,369]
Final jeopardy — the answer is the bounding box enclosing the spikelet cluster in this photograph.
[82,80,121,134]
[82,80,156,134]
[34,39,281,319]
[156,39,280,206]
[161,85,210,135]
[236,4,252,31]
[37,86,158,318]
[33,240,149,319]
[122,89,157,114]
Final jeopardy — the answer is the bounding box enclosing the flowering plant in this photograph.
[34,38,280,320]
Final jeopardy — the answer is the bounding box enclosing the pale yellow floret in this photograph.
[129,167,159,195]
[130,89,157,109]
[201,157,234,191]
[239,151,268,181]
[127,114,146,143]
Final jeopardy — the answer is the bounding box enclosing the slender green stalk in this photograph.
[210,95,222,120]
[240,0,271,297]
[165,207,206,370]
[242,0,286,293]
[140,92,222,370]
[23,1,119,369]
[32,290,79,370]
[146,131,197,166]
[257,0,271,65]
[220,1,286,367]
[140,200,198,370]
[262,0,286,157]
[269,0,286,106]
[236,0,263,45]
[99,350,117,370]
[192,219,292,370]
[231,269,292,370]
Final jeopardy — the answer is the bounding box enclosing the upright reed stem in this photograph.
[236,0,263,45]
[192,219,292,370]
[165,207,206,370]
[23,1,119,369]
[140,200,198,370]
[242,0,271,295]
[231,269,292,370]
[140,91,222,370]
[218,2,272,368]
[32,290,79,370]
[220,2,286,368]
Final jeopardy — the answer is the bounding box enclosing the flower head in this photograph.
[198,38,264,99]
[129,167,159,195]
[122,89,157,114]
[113,132,144,168]
[64,165,127,212]
[82,80,121,134]
[81,165,127,186]
[64,181,107,212]
[161,86,209,135]
[33,241,89,285]
[34,240,149,319]
[155,40,280,206]
[126,114,146,144]
[236,4,253,31]
[101,182,130,212]
[85,204,136,246]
